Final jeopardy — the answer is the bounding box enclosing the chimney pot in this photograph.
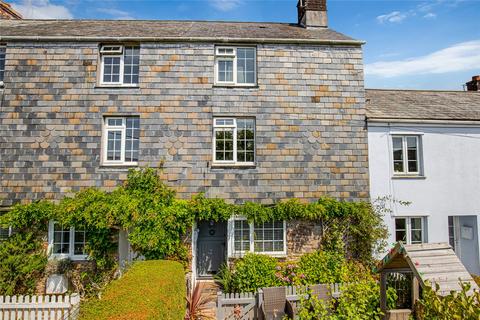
[466,75,480,91]
[297,0,328,28]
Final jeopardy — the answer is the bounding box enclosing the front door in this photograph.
[197,221,227,278]
[449,216,480,275]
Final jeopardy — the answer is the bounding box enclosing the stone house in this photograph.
[367,86,480,275]
[0,0,368,281]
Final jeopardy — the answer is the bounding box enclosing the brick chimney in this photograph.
[466,75,480,91]
[297,0,328,28]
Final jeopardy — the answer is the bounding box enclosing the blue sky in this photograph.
[10,0,480,90]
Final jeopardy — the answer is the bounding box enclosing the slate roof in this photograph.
[377,242,479,296]
[0,19,361,44]
[366,89,480,122]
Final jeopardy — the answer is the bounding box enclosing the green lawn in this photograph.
[79,260,186,320]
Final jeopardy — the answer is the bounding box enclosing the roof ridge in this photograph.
[366,88,478,93]
[0,19,298,25]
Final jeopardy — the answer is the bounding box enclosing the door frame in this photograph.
[193,220,227,281]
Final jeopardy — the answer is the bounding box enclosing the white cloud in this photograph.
[376,0,460,24]
[376,11,407,24]
[97,8,133,20]
[365,40,480,78]
[423,12,437,19]
[12,0,73,19]
[209,0,243,12]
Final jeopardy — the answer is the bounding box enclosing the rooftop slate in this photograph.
[366,89,480,122]
[0,19,360,44]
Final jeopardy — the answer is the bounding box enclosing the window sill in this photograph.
[94,85,140,90]
[392,175,426,180]
[228,253,287,259]
[213,84,259,89]
[211,163,256,169]
[99,164,138,171]
[49,254,89,261]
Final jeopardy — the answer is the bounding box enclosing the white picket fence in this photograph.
[0,294,80,320]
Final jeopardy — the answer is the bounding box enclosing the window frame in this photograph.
[99,45,139,87]
[227,217,287,258]
[391,135,421,176]
[0,226,12,242]
[212,117,255,166]
[48,221,88,261]
[394,217,426,245]
[0,44,6,83]
[100,54,124,86]
[102,116,140,167]
[214,46,257,87]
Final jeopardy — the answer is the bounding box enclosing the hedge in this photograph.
[79,260,186,320]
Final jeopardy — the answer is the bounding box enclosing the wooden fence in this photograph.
[216,284,344,320]
[217,292,257,320]
[0,294,80,320]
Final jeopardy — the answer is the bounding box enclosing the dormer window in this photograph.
[100,45,140,86]
[215,46,256,86]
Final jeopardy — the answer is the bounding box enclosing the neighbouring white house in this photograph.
[367,85,480,275]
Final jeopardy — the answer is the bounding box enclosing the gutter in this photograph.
[367,118,480,126]
[0,35,365,46]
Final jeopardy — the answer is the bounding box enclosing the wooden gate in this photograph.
[216,292,257,320]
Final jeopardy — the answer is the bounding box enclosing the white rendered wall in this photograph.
[368,122,480,273]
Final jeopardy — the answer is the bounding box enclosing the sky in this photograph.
[9,0,480,90]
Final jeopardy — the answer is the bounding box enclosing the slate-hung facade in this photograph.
[0,1,368,277]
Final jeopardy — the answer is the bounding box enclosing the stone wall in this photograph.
[0,41,368,209]
[287,220,323,260]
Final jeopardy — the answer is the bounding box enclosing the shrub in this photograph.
[298,292,334,320]
[297,250,346,285]
[217,253,283,293]
[0,233,48,295]
[297,275,397,320]
[79,260,186,320]
[333,279,383,320]
[414,282,480,319]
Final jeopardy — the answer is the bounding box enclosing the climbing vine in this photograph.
[0,167,388,293]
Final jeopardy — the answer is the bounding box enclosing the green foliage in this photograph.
[333,279,383,320]
[1,201,54,235]
[216,251,378,295]
[0,167,388,296]
[79,260,186,320]
[297,250,347,285]
[298,290,334,320]
[219,253,283,293]
[298,278,386,320]
[0,233,48,295]
[415,282,480,320]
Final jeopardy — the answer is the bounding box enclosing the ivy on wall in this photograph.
[0,167,388,283]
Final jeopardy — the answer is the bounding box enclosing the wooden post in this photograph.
[380,272,387,315]
[412,276,420,307]
[216,291,223,320]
